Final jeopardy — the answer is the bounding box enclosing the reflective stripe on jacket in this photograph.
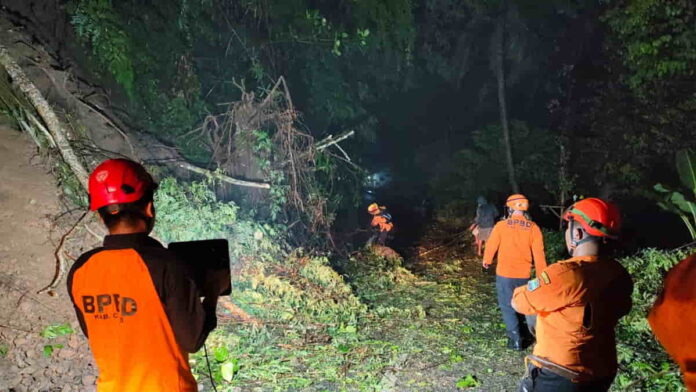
[371,215,393,232]
[482,216,546,279]
[512,256,633,382]
[67,233,216,392]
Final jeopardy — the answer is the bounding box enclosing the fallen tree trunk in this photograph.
[178,161,271,189]
[0,44,89,189]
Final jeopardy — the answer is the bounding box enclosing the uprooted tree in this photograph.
[3,41,355,246]
[185,77,357,245]
[1,40,356,298]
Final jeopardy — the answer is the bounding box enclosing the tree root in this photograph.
[37,211,89,296]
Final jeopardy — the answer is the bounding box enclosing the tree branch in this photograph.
[0,44,89,189]
[177,161,271,189]
[277,130,355,167]
[315,130,355,151]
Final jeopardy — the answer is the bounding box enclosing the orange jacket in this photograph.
[648,254,696,391]
[68,234,215,392]
[371,214,393,232]
[482,215,546,279]
[512,256,633,381]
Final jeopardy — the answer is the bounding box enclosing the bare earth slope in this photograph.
[0,125,95,392]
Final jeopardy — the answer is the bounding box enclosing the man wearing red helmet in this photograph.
[512,198,633,392]
[67,159,225,392]
[483,194,546,350]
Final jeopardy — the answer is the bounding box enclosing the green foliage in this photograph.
[654,149,696,239]
[0,343,8,358]
[151,176,385,388]
[40,323,74,339]
[234,254,364,326]
[614,248,691,391]
[70,0,135,97]
[153,176,284,262]
[68,0,212,159]
[456,374,480,388]
[42,344,64,358]
[40,323,73,358]
[219,357,240,382]
[542,228,567,264]
[676,149,696,190]
[569,2,696,198]
[435,121,559,204]
[191,251,386,390]
[154,177,238,243]
[603,0,696,92]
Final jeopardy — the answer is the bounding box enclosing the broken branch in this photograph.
[177,161,271,189]
[315,130,355,151]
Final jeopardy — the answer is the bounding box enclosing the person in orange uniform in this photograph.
[367,202,393,246]
[67,159,226,392]
[483,194,546,350]
[648,253,696,391]
[512,198,633,392]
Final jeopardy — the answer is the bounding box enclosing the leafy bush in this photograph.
[613,248,692,391]
[154,177,238,243]
[153,176,282,263]
[433,121,559,206]
[70,0,135,96]
[542,228,567,264]
[193,252,376,390]
[654,149,696,239]
[154,177,383,389]
[233,254,365,326]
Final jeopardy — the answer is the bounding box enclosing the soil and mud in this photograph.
[0,125,96,392]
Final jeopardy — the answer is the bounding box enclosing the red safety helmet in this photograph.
[88,159,155,211]
[563,197,620,238]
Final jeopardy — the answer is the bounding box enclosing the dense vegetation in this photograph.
[1,0,695,391]
[57,0,695,226]
[148,177,691,390]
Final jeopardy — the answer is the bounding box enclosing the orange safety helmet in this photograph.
[367,203,380,214]
[88,159,156,211]
[506,194,529,211]
[563,197,620,238]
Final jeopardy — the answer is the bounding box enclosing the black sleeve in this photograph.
[162,257,217,352]
[139,248,217,353]
[616,268,634,318]
[66,248,103,338]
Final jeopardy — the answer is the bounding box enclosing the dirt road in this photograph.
[0,125,95,392]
